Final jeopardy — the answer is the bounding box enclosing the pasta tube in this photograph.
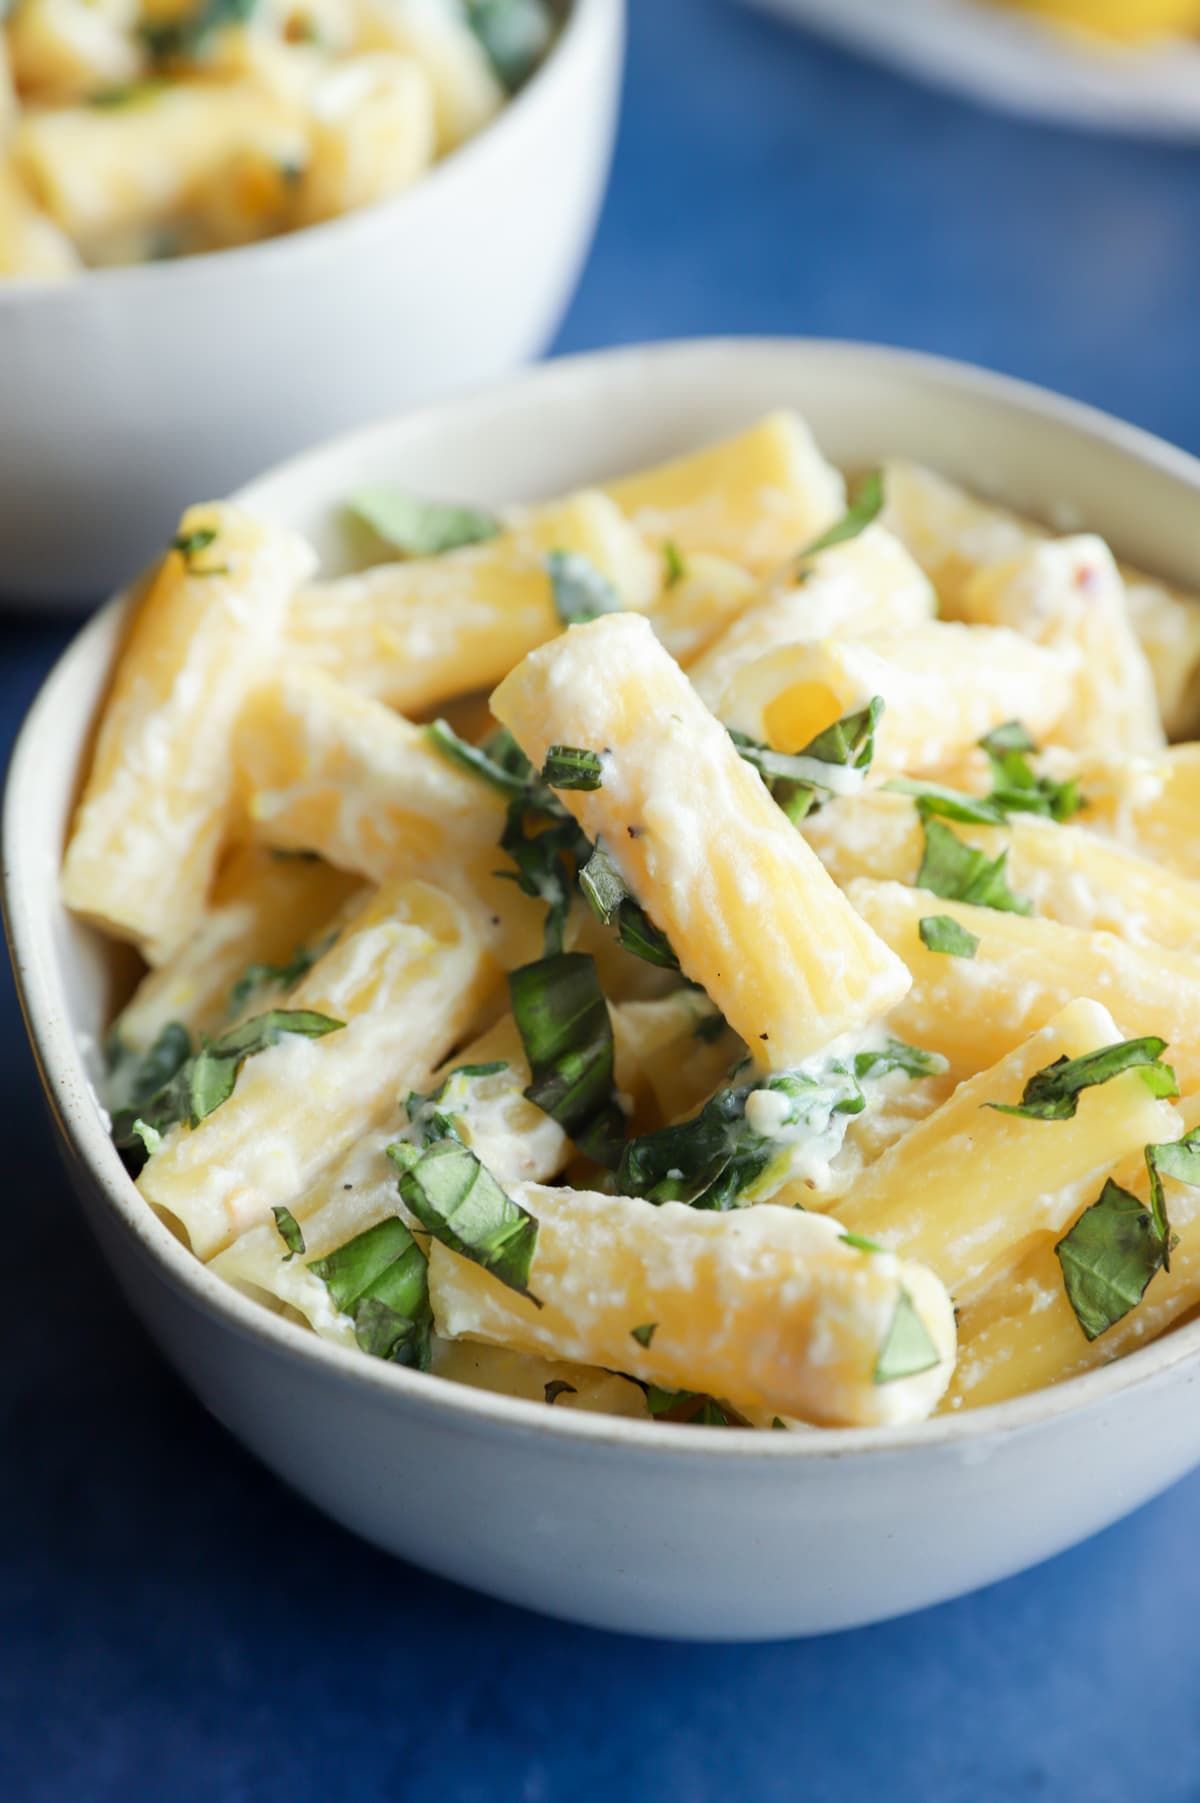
[644,553,759,666]
[14,83,305,250]
[717,622,1071,773]
[233,666,507,877]
[945,1097,1200,1412]
[835,998,1181,1298]
[880,457,1200,736]
[804,790,1200,954]
[113,844,360,1053]
[611,989,741,1127]
[287,489,660,711]
[687,525,935,708]
[429,1184,956,1427]
[61,504,316,963]
[0,155,79,278]
[960,536,1164,757]
[1122,572,1200,740]
[352,0,503,153]
[231,665,545,968]
[603,412,846,573]
[139,878,495,1259]
[1078,744,1200,883]
[491,613,912,1066]
[211,1013,568,1335]
[879,458,1038,611]
[295,53,435,226]
[6,0,141,105]
[848,878,1200,1088]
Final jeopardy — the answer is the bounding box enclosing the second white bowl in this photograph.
[0,0,622,606]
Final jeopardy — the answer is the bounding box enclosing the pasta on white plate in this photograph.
[0,0,555,276]
[66,411,1200,1430]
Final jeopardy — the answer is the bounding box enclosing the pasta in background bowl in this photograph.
[0,0,620,602]
[1,0,559,273]
[10,338,1200,1640]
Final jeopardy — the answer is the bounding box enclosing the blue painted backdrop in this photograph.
[4,3,1200,1797]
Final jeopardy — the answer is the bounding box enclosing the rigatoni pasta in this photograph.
[61,410,1200,1430]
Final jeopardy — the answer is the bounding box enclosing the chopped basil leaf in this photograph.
[480,725,538,785]
[141,0,257,58]
[110,1008,343,1152]
[615,902,680,970]
[1145,1127,1200,1263]
[391,1139,541,1302]
[796,471,884,561]
[917,818,1031,915]
[883,778,1006,827]
[577,837,626,923]
[547,549,623,626]
[467,0,554,89]
[979,722,1085,823]
[309,1216,431,1368]
[618,1060,870,1211]
[986,1037,1177,1122]
[400,1060,510,1153]
[801,695,884,771]
[496,801,584,957]
[918,914,980,958]
[427,719,531,796]
[172,528,216,557]
[662,540,686,587]
[130,1119,162,1159]
[346,486,500,557]
[851,1037,948,1081]
[1122,1125,1200,1279]
[874,1289,940,1383]
[229,932,336,1015]
[730,699,882,823]
[576,839,681,972]
[694,1009,730,1044]
[983,721,1038,754]
[630,1322,657,1349]
[483,739,677,971]
[1055,1179,1171,1342]
[88,81,163,109]
[352,1296,427,1363]
[618,1042,939,1212]
[618,1084,752,1209]
[544,1380,577,1406]
[771,1417,788,1430]
[885,725,1083,827]
[106,1020,192,1116]
[541,745,604,791]
[509,952,623,1166]
[271,1205,306,1261]
[840,1230,884,1254]
[640,1385,735,1426]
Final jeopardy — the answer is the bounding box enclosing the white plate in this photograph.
[741,0,1200,137]
[9,339,1200,1641]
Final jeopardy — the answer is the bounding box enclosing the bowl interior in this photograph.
[12,336,1200,1454]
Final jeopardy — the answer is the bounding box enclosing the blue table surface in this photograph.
[6,2,1200,1796]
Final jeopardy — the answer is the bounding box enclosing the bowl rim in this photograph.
[9,332,1200,1462]
[0,0,611,306]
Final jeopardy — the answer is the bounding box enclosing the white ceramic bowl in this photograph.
[9,339,1200,1642]
[0,0,621,608]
